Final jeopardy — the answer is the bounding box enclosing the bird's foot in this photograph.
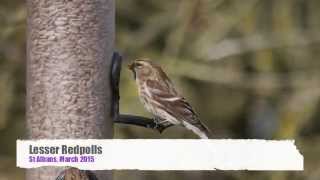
[153,117,173,133]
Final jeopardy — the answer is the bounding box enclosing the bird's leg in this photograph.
[153,116,161,127]
[153,116,173,133]
[153,116,169,128]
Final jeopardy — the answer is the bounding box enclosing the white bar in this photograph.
[17,139,303,170]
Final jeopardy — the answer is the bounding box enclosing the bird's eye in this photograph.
[135,63,143,68]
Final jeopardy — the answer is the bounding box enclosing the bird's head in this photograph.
[128,59,157,80]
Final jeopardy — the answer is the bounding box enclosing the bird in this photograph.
[56,168,98,180]
[128,59,212,139]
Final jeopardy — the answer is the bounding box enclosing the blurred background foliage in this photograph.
[0,0,319,180]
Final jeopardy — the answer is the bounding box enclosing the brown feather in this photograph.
[130,59,212,138]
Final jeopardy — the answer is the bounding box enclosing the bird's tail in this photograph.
[183,121,213,139]
[196,123,213,139]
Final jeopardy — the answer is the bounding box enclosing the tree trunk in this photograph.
[26,0,115,179]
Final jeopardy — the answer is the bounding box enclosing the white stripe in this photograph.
[160,97,181,101]
[143,82,152,97]
[17,139,304,170]
[182,121,208,139]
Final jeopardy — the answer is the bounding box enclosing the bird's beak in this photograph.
[128,63,134,71]
[128,63,136,79]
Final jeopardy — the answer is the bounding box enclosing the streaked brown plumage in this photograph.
[128,59,212,139]
[56,168,98,180]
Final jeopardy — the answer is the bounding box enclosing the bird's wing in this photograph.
[146,79,212,138]
[145,79,198,124]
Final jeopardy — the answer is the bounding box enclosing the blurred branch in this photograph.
[201,31,320,61]
[165,59,320,94]
[194,0,260,49]
[164,0,200,56]
[278,86,320,137]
